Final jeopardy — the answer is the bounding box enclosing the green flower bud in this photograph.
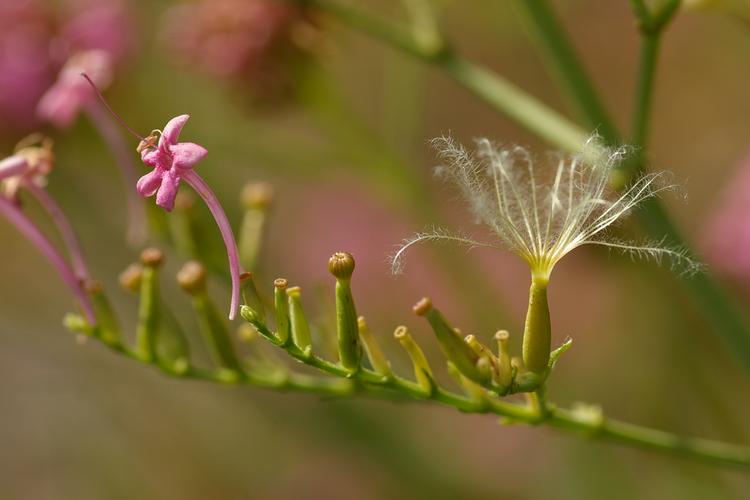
[394,325,433,394]
[274,278,291,344]
[177,261,241,371]
[413,297,487,385]
[287,286,312,357]
[329,252,361,372]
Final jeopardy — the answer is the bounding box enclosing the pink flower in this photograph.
[702,150,750,280]
[0,0,56,133]
[0,136,54,201]
[58,0,135,65]
[136,114,240,319]
[137,115,208,212]
[37,49,113,128]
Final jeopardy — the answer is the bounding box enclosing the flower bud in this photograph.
[135,253,163,362]
[119,263,143,292]
[241,182,275,211]
[494,330,512,390]
[178,261,241,371]
[394,325,433,394]
[287,286,312,357]
[274,278,291,344]
[357,317,391,377]
[414,297,487,385]
[329,252,361,372]
[328,251,355,280]
[176,260,206,295]
[140,247,164,267]
[239,183,274,272]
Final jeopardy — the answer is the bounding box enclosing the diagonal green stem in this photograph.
[515,0,620,141]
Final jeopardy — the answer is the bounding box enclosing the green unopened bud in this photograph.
[118,263,143,293]
[494,330,512,390]
[287,286,312,357]
[140,247,164,268]
[274,278,291,344]
[414,297,487,385]
[241,182,275,211]
[328,251,355,280]
[240,305,278,344]
[63,313,93,336]
[135,248,163,362]
[522,277,551,375]
[176,260,206,295]
[357,317,391,377]
[177,261,241,371]
[239,182,274,271]
[394,325,433,394]
[85,281,121,345]
[329,252,361,372]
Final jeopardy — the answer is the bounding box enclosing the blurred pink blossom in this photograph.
[37,50,114,129]
[0,0,56,132]
[162,0,307,99]
[56,0,135,65]
[0,0,134,133]
[702,150,750,279]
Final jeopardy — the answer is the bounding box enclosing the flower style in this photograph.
[392,135,693,279]
[136,115,208,212]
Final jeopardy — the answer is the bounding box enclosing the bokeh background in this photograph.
[2,0,750,498]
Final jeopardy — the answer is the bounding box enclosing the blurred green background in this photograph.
[2,0,750,498]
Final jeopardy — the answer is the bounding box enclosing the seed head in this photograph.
[392,135,697,278]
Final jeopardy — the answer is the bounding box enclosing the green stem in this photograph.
[631,34,659,150]
[291,0,589,152]
[89,331,750,469]
[515,0,620,141]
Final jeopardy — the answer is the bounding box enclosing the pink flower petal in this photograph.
[136,169,162,197]
[159,114,190,148]
[37,84,84,128]
[171,142,208,170]
[0,155,29,181]
[155,169,180,211]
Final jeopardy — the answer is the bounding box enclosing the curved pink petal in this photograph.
[136,169,163,197]
[159,114,190,149]
[37,84,84,128]
[155,169,181,212]
[0,155,29,181]
[172,142,208,170]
